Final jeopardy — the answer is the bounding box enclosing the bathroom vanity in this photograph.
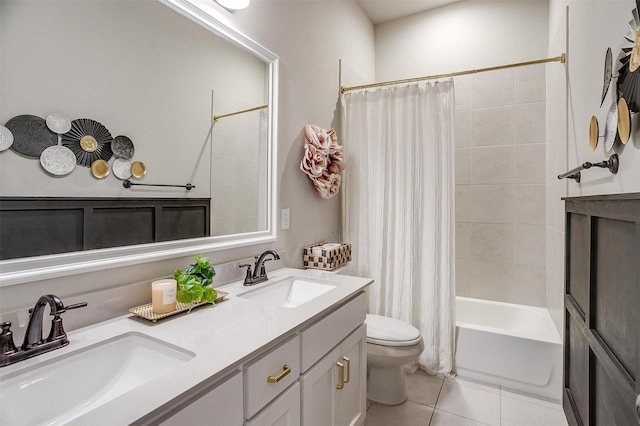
[0,268,371,426]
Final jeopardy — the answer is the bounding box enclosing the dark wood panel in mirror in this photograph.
[563,193,639,426]
[0,198,210,260]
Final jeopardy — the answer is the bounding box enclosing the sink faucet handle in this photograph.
[46,301,86,343]
[239,263,253,285]
[1,322,18,356]
[63,302,88,313]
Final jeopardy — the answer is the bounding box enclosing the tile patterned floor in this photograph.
[365,371,569,426]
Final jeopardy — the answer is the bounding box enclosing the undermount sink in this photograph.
[237,276,337,308]
[0,332,194,426]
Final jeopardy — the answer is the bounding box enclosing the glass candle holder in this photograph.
[151,279,177,313]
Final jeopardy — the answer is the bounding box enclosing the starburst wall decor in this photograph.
[618,0,640,112]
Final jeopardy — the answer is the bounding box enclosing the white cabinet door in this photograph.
[336,324,366,426]
[301,325,367,426]
[245,382,300,426]
[160,370,243,426]
[301,346,341,426]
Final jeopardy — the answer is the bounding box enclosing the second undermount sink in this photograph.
[0,332,194,426]
[237,276,338,308]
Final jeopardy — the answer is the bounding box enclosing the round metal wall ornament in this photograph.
[61,118,113,167]
[80,135,99,152]
[0,125,14,152]
[601,48,613,107]
[112,135,134,159]
[5,115,57,158]
[45,113,72,135]
[130,161,147,178]
[604,101,618,152]
[112,158,132,180]
[617,97,632,144]
[617,0,640,112]
[589,116,599,151]
[40,145,76,176]
[91,159,110,179]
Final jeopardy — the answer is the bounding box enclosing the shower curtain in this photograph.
[341,80,456,375]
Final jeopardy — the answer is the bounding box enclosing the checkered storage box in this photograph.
[302,242,352,271]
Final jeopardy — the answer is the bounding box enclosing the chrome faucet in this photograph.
[239,250,280,286]
[1,294,87,367]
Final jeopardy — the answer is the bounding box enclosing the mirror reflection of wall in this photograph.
[211,100,269,236]
[0,0,270,252]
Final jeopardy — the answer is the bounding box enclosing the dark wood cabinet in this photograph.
[563,193,640,426]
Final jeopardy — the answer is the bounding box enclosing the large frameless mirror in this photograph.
[0,0,278,285]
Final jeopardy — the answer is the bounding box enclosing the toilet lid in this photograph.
[365,314,422,347]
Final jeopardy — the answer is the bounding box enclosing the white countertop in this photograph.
[0,268,372,425]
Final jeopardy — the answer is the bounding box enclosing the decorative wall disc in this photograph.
[45,113,72,134]
[61,118,113,167]
[601,47,613,107]
[617,0,640,112]
[0,125,14,151]
[40,145,76,176]
[91,159,110,179]
[604,101,618,152]
[130,161,147,178]
[113,158,132,180]
[589,116,599,151]
[112,135,134,159]
[5,115,57,157]
[80,135,98,152]
[617,97,631,144]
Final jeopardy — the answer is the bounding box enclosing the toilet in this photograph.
[329,263,424,405]
[365,314,424,405]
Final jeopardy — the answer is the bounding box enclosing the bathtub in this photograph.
[454,297,563,401]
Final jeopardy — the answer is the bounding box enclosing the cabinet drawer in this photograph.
[244,335,300,419]
[160,371,243,426]
[245,382,300,426]
[300,292,367,372]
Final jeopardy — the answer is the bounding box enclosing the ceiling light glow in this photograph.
[215,0,250,11]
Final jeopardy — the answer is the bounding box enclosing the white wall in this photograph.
[0,0,375,312]
[562,0,640,195]
[375,0,550,82]
[545,0,640,334]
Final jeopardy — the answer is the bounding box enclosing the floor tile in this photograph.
[435,379,501,425]
[501,394,568,426]
[365,400,434,426]
[430,409,491,426]
[407,371,444,407]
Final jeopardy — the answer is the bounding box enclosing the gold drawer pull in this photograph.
[267,364,291,384]
[342,356,351,384]
[336,361,345,390]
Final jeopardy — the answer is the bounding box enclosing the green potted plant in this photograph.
[173,255,217,304]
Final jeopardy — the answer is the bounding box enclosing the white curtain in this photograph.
[341,80,456,375]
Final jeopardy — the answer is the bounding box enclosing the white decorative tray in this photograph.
[129,290,228,323]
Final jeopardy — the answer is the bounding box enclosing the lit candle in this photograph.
[151,279,177,314]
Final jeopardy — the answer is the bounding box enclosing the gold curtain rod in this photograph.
[213,104,268,121]
[341,54,566,93]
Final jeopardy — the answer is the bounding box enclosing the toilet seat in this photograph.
[365,314,422,347]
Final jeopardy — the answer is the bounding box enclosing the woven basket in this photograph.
[302,242,352,271]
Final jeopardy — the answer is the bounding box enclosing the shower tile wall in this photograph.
[211,93,264,236]
[455,64,547,307]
